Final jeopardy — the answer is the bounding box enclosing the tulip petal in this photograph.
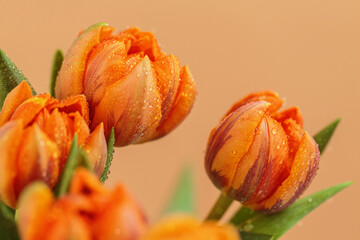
[273,106,304,128]
[17,182,54,240]
[84,40,127,109]
[91,56,162,146]
[0,81,32,126]
[16,125,60,198]
[84,123,107,177]
[11,94,51,127]
[49,95,90,125]
[55,23,113,99]
[230,117,269,202]
[122,27,164,61]
[44,109,70,169]
[69,111,90,146]
[251,132,320,213]
[91,185,147,240]
[153,55,181,124]
[205,101,270,193]
[154,65,196,138]
[223,91,283,120]
[244,116,289,203]
[0,120,23,207]
[281,119,303,171]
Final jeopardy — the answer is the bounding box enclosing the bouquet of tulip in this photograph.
[0,23,351,240]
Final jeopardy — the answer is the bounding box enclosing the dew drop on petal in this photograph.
[272,128,278,135]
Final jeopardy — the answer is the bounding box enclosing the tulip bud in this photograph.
[55,23,196,146]
[0,82,107,208]
[17,168,147,240]
[205,91,320,213]
[142,215,239,240]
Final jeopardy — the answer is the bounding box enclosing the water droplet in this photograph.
[308,197,313,202]
[232,150,237,155]
[272,128,278,135]
[243,223,254,232]
[276,145,280,149]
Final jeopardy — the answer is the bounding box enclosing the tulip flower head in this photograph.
[142,215,239,240]
[55,23,196,146]
[205,91,320,213]
[0,82,107,208]
[17,168,147,240]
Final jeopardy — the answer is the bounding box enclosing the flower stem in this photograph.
[205,193,234,221]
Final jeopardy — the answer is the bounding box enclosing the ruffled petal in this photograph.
[0,81,33,126]
[223,91,283,120]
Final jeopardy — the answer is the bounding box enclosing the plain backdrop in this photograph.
[1,0,359,239]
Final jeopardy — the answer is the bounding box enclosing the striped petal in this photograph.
[91,56,162,146]
[250,132,320,213]
[55,23,113,99]
[205,101,270,193]
[154,65,196,138]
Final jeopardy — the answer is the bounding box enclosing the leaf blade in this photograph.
[50,50,64,97]
[100,127,115,183]
[0,49,36,109]
[0,200,19,240]
[54,135,78,197]
[314,118,341,154]
[237,182,352,239]
[164,165,195,214]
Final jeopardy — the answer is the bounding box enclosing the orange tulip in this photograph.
[141,215,239,240]
[17,168,147,240]
[55,23,196,146]
[205,91,320,213]
[0,81,107,208]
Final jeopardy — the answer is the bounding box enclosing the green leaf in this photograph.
[230,206,259,225]
[235,182,352,240]
[77,148,93,171]
[314,118,341,154]
[50,50,64,97]
[100,127,115,183]
[54,134,79,196]
[240,232,275,240]
[0,49,36,109]
[0,201,19,240]
[164,165,195,214]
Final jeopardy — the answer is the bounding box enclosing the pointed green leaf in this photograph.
[235,182,352,240]
[54,134,78,196]
[100,127,115,183]
[314,118,341,154]
[77,148,93,171]
[164,165,195,214]
[0,49,36,109]
[0,200,19,240]
[50,50,64,97]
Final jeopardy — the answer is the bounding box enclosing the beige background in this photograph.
[1,0,359,239]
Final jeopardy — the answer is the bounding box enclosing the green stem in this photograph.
[205,193,234,221]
